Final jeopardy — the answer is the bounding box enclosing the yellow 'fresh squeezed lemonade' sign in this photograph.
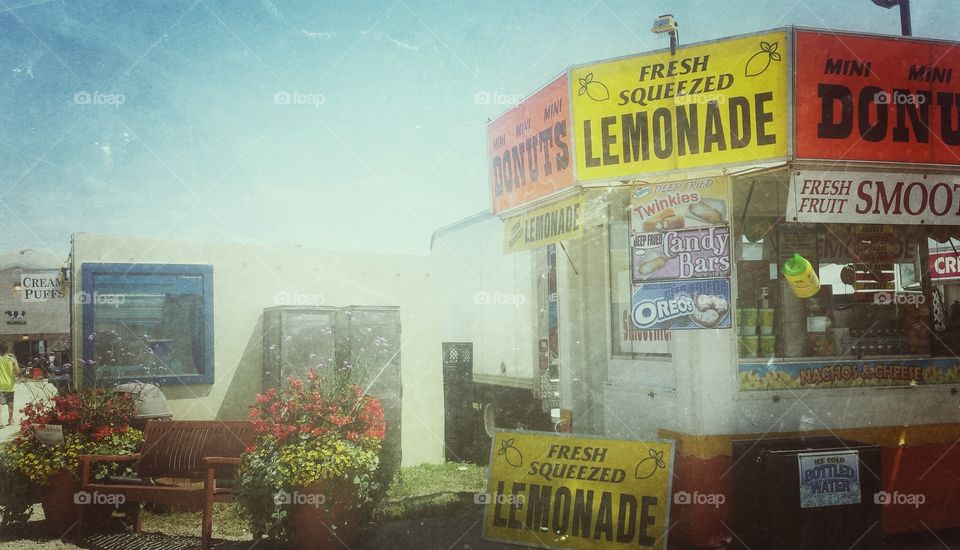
[571,30,789,182]
[483,430,674,550]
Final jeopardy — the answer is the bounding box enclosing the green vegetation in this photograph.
[375,461,486,521]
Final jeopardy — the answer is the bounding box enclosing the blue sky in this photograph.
[0,0,956,257]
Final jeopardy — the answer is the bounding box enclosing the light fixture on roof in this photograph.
[651,14,679,55]
[869,0,911,36]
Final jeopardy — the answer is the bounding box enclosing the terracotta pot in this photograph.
[288,481,362,549]
[41,470,112,537]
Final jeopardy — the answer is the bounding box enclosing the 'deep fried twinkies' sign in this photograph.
[482,430,674,550]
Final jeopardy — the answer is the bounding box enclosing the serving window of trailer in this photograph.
[81,263,214,386]
[733,171,960,390]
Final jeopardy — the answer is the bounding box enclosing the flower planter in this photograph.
[41,470,112,537]
[288,481,362,549]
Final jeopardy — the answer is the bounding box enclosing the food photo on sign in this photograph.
[631,278,731,330]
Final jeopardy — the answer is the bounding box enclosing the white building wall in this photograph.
[70,233,443,466]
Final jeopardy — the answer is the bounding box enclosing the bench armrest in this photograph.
[79,453,142,485]
[202,457,242,466]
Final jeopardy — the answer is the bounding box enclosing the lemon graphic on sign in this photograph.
[497,439,523,468]
[578,73,610,102]
[744,41,782,77]
[635,448,666,479]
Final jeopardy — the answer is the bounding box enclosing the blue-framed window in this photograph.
[82,263,214,386]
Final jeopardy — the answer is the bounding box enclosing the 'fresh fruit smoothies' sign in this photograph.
[483,430,674,550]
[795,30,960,164]
[489,74,574,214]
[571,30,788,182]
[798,451,862,508]
[631,279,731,330]
[787,170,960,225]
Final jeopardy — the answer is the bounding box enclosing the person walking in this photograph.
[0,342,20,425]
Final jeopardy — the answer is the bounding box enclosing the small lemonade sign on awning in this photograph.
[503,194,585,254]
[482,430,674,550]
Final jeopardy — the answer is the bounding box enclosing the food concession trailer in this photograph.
[434,27,960,547]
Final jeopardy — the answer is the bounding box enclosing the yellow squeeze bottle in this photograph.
[783,253,820,299]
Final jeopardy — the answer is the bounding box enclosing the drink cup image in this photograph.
[738,308,757,336]
[738,335,759,357]
[759,335,776,357]
[759,308,775,335]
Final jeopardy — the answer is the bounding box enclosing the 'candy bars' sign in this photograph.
[787,170,960,225]
[632,227,731,283]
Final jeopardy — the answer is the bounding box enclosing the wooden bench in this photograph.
[78,420,256,549]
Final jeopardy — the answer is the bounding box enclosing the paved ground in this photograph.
[3,509,960,550]
[0,379,57,443]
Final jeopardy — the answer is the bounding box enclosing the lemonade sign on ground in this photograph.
[483,430,674,550]
[571,30,788,182]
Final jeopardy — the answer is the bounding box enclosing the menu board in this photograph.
[629,177,732,330]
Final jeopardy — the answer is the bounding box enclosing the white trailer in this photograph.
[432,211,562,461]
